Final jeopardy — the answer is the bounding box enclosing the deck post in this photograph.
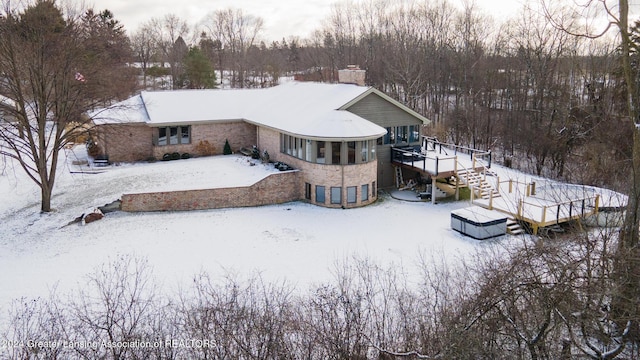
[470,184,475,204]
[489,190,493,210]
[541,205,547,225]
[432,176,437,205]
[595,195,600,214]
[455,177,460,201]
[518,199,523,218]
[509,179,513,193]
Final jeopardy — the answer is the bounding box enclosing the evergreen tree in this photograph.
[183,46,217,89]
[223,139,232,155]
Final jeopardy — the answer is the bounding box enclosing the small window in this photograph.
[306,139,312,161]
[362,184,369,201]
[331,187,342,204]
[347,142,356,164]
[361,141,368,162]
[158,128,167,146]
[316,185,325,204]
[317,141,326,164]
[181,126,190,144]
[305,183,311,200]
[332,142,341,165]
[347,186,357,203]
[170,127,179,145]
[384,127,392,145]
[409,125,419,143]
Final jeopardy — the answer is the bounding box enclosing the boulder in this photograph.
[83,210,104,224]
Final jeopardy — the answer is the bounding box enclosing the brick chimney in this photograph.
[338,65,366,86]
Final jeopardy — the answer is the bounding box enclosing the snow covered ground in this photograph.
[1,145,614,321]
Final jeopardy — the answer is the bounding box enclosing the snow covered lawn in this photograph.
[0,147,516,318]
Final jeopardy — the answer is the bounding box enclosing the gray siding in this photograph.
[347,92,425,188]
[346,92,424,128]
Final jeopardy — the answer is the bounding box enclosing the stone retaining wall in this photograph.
[121,170,301,212]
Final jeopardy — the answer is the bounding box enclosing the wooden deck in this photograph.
[392,137,601,235]
[390,147,485,179]
[473,179,600,235]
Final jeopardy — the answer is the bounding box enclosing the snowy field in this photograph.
[0,146,558,319]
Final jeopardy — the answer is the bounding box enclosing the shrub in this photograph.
[195,140,216,156]
[181,153,191,159]
[87,138,101,158]
[170,152,181,160]
[223,139,232,155]
[251,145,260,159]
[162,153,172,161]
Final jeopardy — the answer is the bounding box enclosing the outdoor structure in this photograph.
[451,206,508,240]
[391,136,614,235]
[92,77,430,209]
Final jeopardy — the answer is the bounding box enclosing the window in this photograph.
[409,125,419,143]
[305,183,311,200]
[316,185,325,203]
[317,141,326,164]
[347,142,356,164]
[158,128,167,146]
[181,126,190,143]
[361,184,369,201]
[331,187,342,204]
[157,126,190,146]
[331,142,341,165]
[383,127,392,145]
[395,126,408,143]
[347,186,357,204]
[361,141,368,162]
[169,127,179,144]
[306,139,312,161]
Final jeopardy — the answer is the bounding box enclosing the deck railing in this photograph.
[422,136,492,168]
[391,147,457,176]
[518,195,600,227]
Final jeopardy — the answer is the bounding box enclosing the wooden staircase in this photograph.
[506,217,524,235]
[455,168,500,200]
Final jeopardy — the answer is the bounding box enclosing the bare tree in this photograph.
[131,23,156,89]
[543,0,640,346]
[0,0,134,212]
[204,8,264,88]
[147,14,190,89]
[67,255,158,359]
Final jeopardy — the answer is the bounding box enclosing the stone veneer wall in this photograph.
[152,122,257,159]
[97,123,154,162]
[121,170,300,212]
[257,127,378,208]
[96,122,257,162]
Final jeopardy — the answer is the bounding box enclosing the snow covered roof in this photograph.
[92,82,427,139]
[91,94,150,125]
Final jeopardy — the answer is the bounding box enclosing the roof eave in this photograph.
[247,119,385,141]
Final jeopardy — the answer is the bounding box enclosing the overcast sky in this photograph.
[89,0,525,41]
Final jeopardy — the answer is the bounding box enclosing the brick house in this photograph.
[92,78,429,209]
